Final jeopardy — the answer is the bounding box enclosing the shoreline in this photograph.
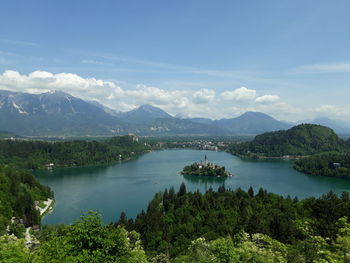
[230,152,310,160]
[34,150,153,173]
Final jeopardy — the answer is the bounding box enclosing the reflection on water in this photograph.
[182,174,227,190]
[35,164,111,179]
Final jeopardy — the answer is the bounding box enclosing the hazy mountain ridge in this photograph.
[135,117,229,136]
[0,90,126,136]
[213,111,292,134]
[307,117,350,135]
[116,104,173,124]
[0,90,347,137]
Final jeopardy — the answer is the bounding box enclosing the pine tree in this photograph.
[248,186,254,197]
[178,182,187,197]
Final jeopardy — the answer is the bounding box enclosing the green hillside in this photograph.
[229,124,347,157]
[295,152,350,179]
[0,136,151,170]
[0,165,52,236]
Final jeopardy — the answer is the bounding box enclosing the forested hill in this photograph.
[0,135,151,170]
[228,124,347,157]
[294,152,350,179]
[0,165,52,236]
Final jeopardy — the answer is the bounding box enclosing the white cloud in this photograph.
[192,88,216,104]
[3,70,339,122]
[126,84,188,106]
[0,70,124,102]
[221,87,256,101]
[255,95,280,104]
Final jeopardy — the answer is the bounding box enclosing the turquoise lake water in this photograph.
[35,149,350,224]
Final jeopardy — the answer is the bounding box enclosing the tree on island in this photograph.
[181,156,231,177]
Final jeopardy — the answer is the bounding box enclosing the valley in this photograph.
[2,121,350,262]
[2,1,350,261]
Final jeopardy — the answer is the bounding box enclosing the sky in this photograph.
[1,0,350,122]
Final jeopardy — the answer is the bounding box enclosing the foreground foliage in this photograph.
[174,220,350,263]
[2,202,350,262]
[2,187,350,262]
[118,184,350,258]
[0,212,148,263]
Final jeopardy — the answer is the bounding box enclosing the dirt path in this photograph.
[24,227,32,246]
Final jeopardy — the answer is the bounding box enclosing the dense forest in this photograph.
[0,135,151,170]
[116,184,350,260]
[295,152,350,179]
[0,165,52,236]
[3,186,350,262]
[228,124,347,158]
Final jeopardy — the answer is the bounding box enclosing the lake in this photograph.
[35,149,350,225]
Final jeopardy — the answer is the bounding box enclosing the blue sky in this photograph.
[1,0,350,121]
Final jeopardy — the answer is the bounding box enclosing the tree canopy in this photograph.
[229,124,347,157]
[0,135,151,170]
[117,185,350,259]
[294,152,350,179]
[0,165,52,235]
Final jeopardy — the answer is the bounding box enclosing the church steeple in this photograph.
[204,155,208,166]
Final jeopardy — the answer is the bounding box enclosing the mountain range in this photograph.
[0,90,124,136]
[0,90,349,137]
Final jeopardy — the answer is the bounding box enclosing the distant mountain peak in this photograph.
[212,111,291,134]
[243,111,261,115]
[138,104,166,113]
[308,116,350,134]
[240,111,274,119]
[0,90,124,136]
[4,90,339,137]
[139,104,155,109]
[313,116,332,122]
[118,104,173,124]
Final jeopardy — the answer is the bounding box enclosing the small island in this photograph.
[181,155,232,177]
